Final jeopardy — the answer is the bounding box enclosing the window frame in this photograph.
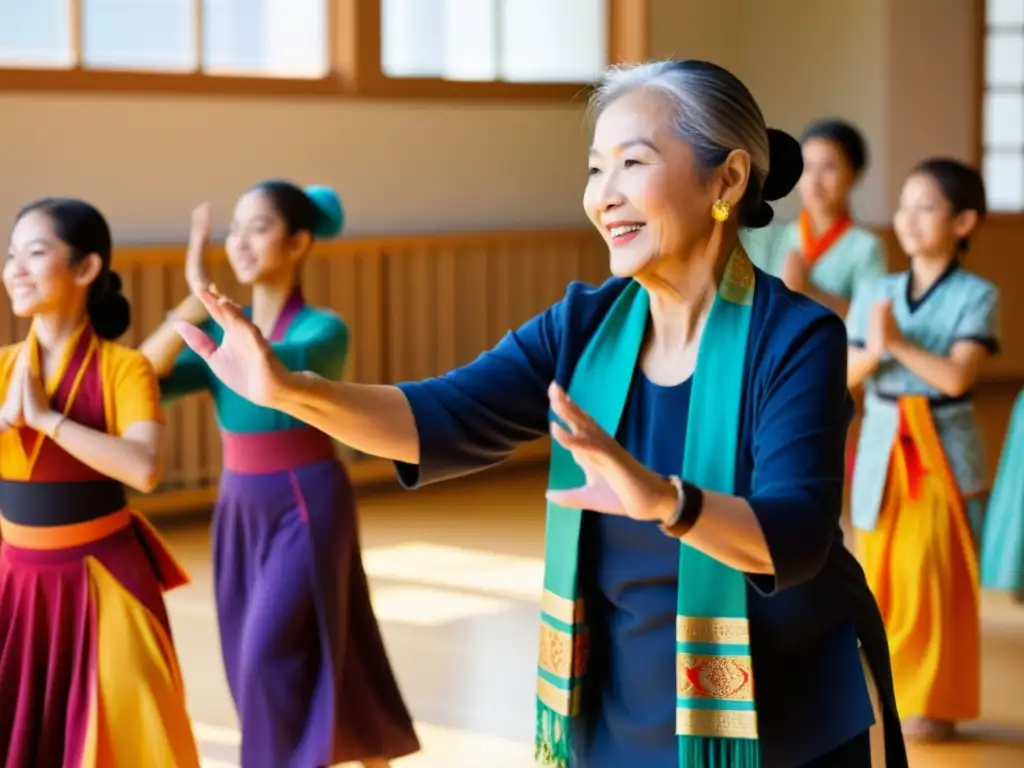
[0,0,648,100]
[978,0,1024,217]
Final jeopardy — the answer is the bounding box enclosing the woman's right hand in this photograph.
[175,285,290,408]
[185,202,212,291]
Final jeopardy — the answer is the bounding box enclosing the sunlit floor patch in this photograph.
[369,583,514,626]
[362,542,544,602]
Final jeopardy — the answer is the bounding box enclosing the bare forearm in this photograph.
[37,416,163,493]
[271,373,420,463]
[847,347,880,389]
[888,339,975,396]
[139,295,208,377]
[653,482,773,574]
[684,491,773,573]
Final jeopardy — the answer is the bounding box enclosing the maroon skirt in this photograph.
[0,513,198,768]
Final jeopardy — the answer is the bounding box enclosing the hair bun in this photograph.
[304,185,345,239]
[87,269,131,340]
[107,269,123,295]
[762,128,803,201]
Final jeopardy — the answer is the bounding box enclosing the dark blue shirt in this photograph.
[394,272,903,767]
[578,372,690,766]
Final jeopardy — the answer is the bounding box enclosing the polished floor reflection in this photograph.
[158,465,1024,767]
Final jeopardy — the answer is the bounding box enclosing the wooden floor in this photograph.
[160,465,1024,767]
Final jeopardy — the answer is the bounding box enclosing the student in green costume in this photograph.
[741,120,886,317]
[138,184,418,768]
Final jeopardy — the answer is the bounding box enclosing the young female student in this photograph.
[741,118,887,316]
[138,182,419,768]
[0,198,199,766]
[847,159,999,742]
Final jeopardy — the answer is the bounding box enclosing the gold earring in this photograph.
[712,199,732,222]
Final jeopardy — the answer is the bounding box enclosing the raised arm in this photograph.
[545,312,851,587]
[138,203,214,398]
[844,280,881,388]
[735,314,851,592]
[655,314,851,587]
[805,236,887,318]
[178,285,562,480]
[26,350,166,493]
[886,284,1000,397]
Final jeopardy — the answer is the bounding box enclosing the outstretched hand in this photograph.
[175,285,289,408]
[545,382,674,522]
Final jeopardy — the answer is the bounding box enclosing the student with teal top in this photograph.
[981,388,1024,599]
[175,61,907,768]
[138,183,419,768]
[741,120,886,317]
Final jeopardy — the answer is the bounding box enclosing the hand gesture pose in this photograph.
[867,298,901,358]
[185,202,213,292]
[0,350,27,431]
[175,285,289,408]
[545,383,674,522]
[18,348,58,434]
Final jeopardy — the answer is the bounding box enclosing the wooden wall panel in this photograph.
[0,230,610,514]
[1,220,1019,516]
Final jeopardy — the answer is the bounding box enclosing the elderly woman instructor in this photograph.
[175,60,907,768]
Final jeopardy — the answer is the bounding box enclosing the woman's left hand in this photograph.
[18,349,59,434]
[545,382,676,522]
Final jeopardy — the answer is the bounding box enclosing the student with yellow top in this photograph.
[0,198,199,767]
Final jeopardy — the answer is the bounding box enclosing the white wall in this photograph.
[0,0,978,241]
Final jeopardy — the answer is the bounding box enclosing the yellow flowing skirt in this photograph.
[857,396,980,722]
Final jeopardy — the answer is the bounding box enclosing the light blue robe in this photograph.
[741,221,887,302]
[846,263,1001,532]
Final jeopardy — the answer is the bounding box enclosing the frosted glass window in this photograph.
[441,0,498,81]
[986,31,1024,86]
[988,0,1024,26]
[500,0,606,82]
[985,92,1024,148]
[202,0,326,77]
[380,0,605,83]
[984,150,1024,211]
[381,0,445,77]
[0,0,72,67]
[82,0,194,71]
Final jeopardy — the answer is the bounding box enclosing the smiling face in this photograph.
[584,89,720,277]
[797,137,855,215]
[894,171,976,260]
[4,209,99,318]
[225,189,309,286]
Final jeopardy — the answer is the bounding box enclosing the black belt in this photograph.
[873,391,971,408]
[0,479,127,527]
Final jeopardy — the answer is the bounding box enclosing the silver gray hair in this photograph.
[589,60,771,190]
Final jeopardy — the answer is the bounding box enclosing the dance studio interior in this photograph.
[2,0,1024,766]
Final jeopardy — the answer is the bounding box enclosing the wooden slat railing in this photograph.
[1,221,1019,517]
[0,229,610,514]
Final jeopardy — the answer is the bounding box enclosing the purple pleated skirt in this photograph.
[214,428,419,767]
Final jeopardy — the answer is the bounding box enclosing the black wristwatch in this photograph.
[658,475,705,538]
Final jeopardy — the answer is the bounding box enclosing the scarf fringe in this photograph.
[681,735,762,768]
[534,701,570,767]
